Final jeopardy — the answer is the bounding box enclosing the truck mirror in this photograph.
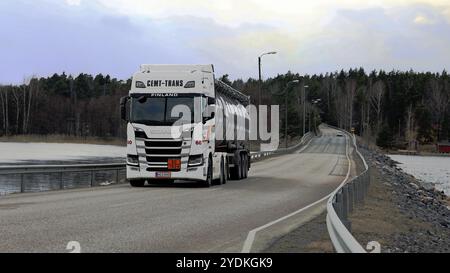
[120,96,129,121]
[202,105,215,123]
[208,97,216,105]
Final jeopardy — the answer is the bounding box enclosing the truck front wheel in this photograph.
[242,154,248,179]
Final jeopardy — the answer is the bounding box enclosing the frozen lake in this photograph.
[0,142,127,195]
[388,154,450,196]
[0,142,126,165]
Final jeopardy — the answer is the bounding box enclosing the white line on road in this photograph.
[241,130,352,253]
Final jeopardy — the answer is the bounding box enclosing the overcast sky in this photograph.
[1,0,450,84]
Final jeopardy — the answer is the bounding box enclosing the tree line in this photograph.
[225,69,450,148]
[1,69,449,148]
[0,73,130,139]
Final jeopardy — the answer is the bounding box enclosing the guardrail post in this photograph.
[364,173,369,197]
[90,171,94,187]
[355,178,361,204]
[20,173,25,193]
[360,177,364,203]
[116,169,119,184]
[333,202,340,218]
[348,182,354,213]
[335,191,343,218]
[342,185,349,220]
[341,186,352,231]
[362,176,367,202]
[59,172,64,190]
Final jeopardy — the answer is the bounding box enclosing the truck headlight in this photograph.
[127,154,139,166]
[188,154,204,167]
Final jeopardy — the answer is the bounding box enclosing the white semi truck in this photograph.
[120,64,251,187]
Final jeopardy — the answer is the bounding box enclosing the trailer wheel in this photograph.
[223,157,228,184]
[242,154,248,179]
[129,179,145,187]
[230,153,242,180]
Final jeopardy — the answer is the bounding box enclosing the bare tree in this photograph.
[345,79,357,131]
[0,86,10,135]
[369,80,384,136]
[427,78,450,142]
[22,76,36,134]
[11,86,21,134]
[405,104,417,150]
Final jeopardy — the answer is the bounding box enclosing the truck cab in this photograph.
[121,64,250,187]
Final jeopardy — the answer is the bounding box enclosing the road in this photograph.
[0,126,352,253]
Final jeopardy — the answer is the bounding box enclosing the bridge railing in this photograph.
[325,125,380,253]
[0,133,315,195]
[0,163,126,195]
[250,132,314,160]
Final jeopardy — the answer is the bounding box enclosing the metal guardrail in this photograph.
[0,163,126,194]
[250,132,314,160]
[0,132,315,195]
[325,125,380,253]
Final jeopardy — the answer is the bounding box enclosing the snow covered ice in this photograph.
[0,142,126,165]
[388,154,450,196]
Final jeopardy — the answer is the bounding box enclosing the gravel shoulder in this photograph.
[350,148,450,253]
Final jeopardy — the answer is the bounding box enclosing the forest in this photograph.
[0,68,449,148]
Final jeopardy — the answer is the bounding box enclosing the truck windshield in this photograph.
[130,96,198,126]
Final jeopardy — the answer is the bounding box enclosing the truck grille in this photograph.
[142,138,186,172]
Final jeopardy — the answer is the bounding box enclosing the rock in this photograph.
[364,147,450,253]
[422,182,435,191]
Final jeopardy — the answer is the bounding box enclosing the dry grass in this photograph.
[0,134,126,146]
[349,168,432,252]
[419,144,438,153]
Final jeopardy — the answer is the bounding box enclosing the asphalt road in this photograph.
[0,126,351,253]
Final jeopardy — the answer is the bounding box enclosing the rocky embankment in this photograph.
[354,147,450,252]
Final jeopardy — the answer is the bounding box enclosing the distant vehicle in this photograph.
[120,64,251,187]
[336,133,344,137]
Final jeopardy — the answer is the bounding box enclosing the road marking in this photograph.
[323,140,331,153]
[296,137,314,154]
[241,129,352,253]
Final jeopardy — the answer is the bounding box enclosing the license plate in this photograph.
[155,171,171,178]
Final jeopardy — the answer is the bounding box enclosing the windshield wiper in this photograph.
[132,120,165,126]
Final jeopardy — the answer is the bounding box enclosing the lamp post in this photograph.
[303,85,309,136]
[310,99,321,133]
[283,80,300,148]
[258,51,277,106]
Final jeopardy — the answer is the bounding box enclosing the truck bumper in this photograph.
[126,164,206,181]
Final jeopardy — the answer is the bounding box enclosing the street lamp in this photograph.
[283,80,300,148]
[258,51,277,106]
[303,85,309,136]
[309,99,321,132]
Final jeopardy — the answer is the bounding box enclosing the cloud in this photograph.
[414,14,434,24]
[66,0,81,6]
[1,0,450,83]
